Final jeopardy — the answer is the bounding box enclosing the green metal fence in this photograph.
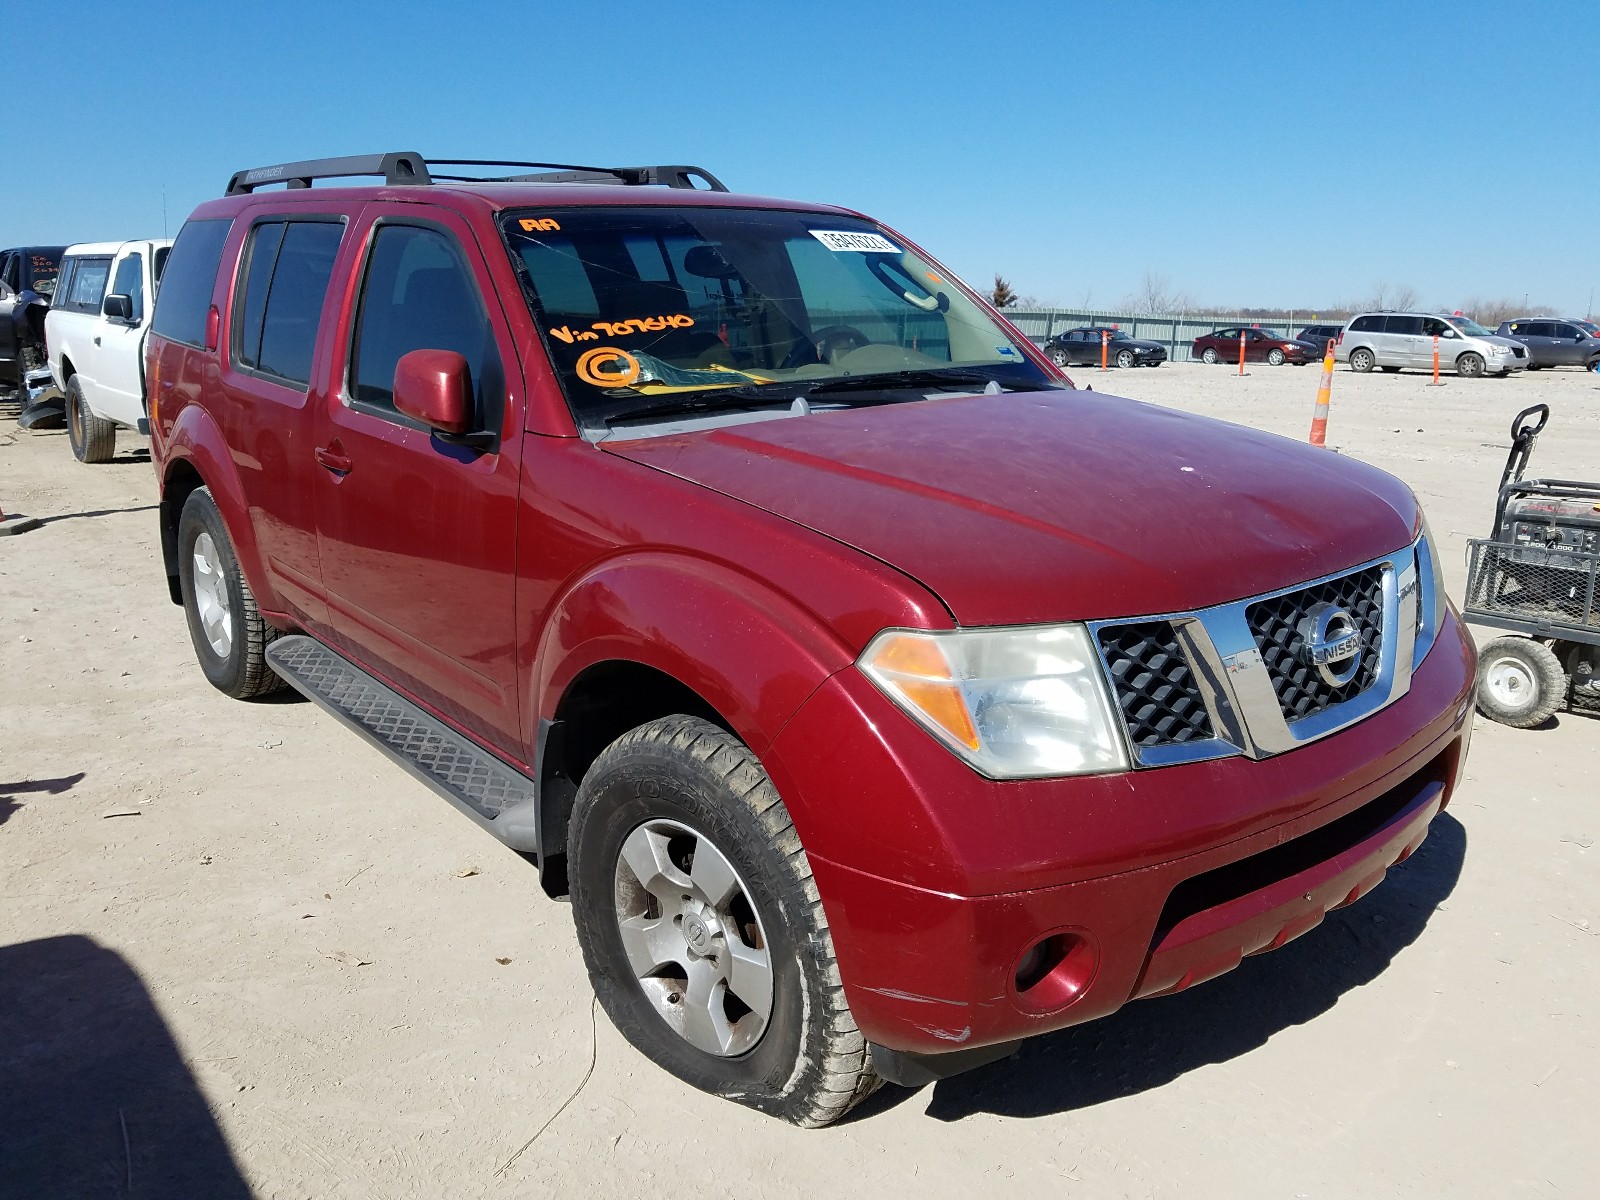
[1000,308,1335,362]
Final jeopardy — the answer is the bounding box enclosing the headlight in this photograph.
[857,625,1129,778]
[1413,516,1449,663]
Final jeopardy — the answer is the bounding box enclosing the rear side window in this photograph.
[349,223,502,422]
[1383,315,1423,335]
[233,220,344,387]
[58,256,113,314]
[151,218,233,348]
[109,253,145,321]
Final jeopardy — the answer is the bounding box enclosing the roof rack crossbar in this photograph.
[224,154,726,195]
[226,151,431,195]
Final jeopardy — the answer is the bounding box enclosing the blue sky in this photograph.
[9,0,1598,315]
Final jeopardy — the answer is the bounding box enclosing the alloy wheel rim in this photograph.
[191,531,234,658]
[613,817,773,1057]
[1486,656,1534,709]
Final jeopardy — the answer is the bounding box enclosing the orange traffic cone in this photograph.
[1309,340,1335,447]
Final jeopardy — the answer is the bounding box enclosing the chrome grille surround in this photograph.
[1090,539,1424,768]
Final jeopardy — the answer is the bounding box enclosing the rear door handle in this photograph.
[315,446,353,475]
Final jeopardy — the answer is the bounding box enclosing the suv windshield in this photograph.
[499,207,1054,431]
[1449,316,1493,337]
[28,250,61,298]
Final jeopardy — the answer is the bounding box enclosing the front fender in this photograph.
[162,403,275,610]
[533,550,855,756]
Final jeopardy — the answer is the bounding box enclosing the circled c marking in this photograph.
[576,347,641,388]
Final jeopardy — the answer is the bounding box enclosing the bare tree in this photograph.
[1457,296,1559,326]
[990,274,1018,308]
[1122,270,1194,315]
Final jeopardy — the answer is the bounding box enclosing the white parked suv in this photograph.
[46,239,172,462]
[1336,311,1528,378]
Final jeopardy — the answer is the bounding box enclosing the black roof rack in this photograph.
[225,152,727,196]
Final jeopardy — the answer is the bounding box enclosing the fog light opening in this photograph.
[1012,930,1098,1013]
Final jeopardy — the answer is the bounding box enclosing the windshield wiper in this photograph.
[602,382,807,426]
[801,369,1020,396]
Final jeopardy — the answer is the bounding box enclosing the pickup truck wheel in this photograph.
[568,714,879,1127]
[177,488,285,699]
[1476,636,1566,727]
[66,378,117,463]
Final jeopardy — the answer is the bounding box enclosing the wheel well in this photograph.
[160,460,206,605]
[59,355,76,383]
[537,660,731,896]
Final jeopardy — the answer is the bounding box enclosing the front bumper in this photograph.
[766,608,1475,1061]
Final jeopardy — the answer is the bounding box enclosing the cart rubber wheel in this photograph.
[1476,636,1566,727]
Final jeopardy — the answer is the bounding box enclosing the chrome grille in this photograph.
[1245,565,1385,721]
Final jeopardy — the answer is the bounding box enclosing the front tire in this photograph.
[66,377,117,463]
[1267,348,1285,366]
[1115,348,1135,369]
[1476,637,1566,727]
[177,488,286,699]
[1456,352,1485,377]
[1349,347,1376,372]
[568,715,879,1127]
[1048,348,1069,368]
[1201,347,1219,365]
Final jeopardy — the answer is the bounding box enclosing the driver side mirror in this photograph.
[394,349,474,436]
[103,294,134,321]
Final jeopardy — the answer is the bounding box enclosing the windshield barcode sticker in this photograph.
[809,230,900,254]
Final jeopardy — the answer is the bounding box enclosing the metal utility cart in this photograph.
[1464,403,1600,726]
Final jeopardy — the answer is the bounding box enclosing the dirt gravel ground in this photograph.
[2,362,1596,1198]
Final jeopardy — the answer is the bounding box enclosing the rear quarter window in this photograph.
[151,218,234,348]
[1348,315,1381,333]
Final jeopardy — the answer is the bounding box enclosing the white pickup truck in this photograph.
[46,239,171,462]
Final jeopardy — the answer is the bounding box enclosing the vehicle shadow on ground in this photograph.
[38,503,159,526]
[0,935,253,1197]
[0,772,86,827]
[874,812,1467,1124]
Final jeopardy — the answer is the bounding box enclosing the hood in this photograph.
[603,390,1419,626]
[1114,338,1165,352]
[1480,335,1528,349]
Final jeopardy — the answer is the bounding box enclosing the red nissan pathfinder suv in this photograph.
[146,152,1475,1126]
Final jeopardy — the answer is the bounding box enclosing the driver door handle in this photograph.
[315,445,352,475]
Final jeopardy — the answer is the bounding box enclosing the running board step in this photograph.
[266,635,540,853]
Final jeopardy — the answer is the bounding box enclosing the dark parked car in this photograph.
[1192,326,1313,366]
[1496,318,1600,371]
[1044,326,1166,368]
[1296,324,1344,358]
[0,246,66,394]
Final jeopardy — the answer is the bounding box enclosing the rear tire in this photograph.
[66,377,117,463]
[1348,347,1375,372]
[1201,347,1219,365]
[1456,352,1485,377]
[1476,637,1565,727]
[177,488,286,699]
[568,715,879,1127]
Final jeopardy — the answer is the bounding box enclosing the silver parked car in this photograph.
[1337,312,1529,377]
